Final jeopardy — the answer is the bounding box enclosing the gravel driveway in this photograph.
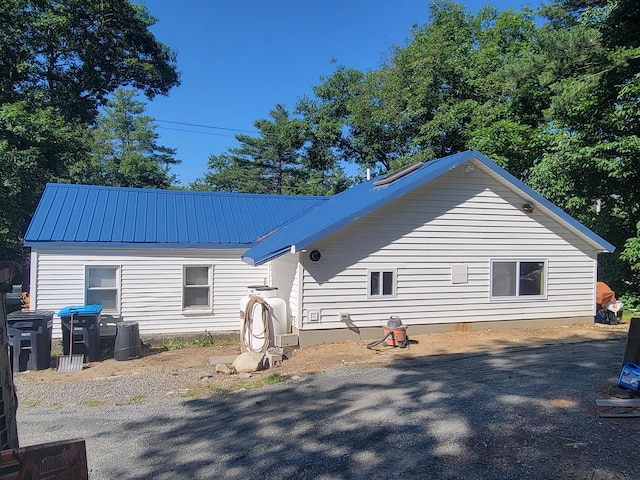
[16,335,639,479]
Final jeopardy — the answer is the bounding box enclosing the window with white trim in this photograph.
[183,265,212,310]
[368,269,396,298]
[86,266,119,312]
[490,260,547,299]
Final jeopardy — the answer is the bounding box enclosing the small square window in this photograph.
[86,266,119,312]
[368,269,396,299]
[183,265,212,310]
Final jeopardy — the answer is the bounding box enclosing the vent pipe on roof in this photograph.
[373,162,424,188]
[366,168,371,181]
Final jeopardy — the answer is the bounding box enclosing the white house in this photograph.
[25,151,614,345]
[24,187,326,338]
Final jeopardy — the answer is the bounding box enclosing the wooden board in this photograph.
[596,398,640,417]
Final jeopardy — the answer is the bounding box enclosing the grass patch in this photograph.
[205,384,230,394]
[170,390,198,399]
[192,335,237,347]
[189,334,218,347]
[79,399,106,407]
[622,311,637,323]
[129,394,146,404]
[207,373,290,394]
[50,341,63,358]
[162,332,239,350]
[20,400,41,408]
[263,373,288,385]
[162,338,185,350]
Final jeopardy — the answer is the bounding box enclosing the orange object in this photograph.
[596,282,616,310]
[20,291,30,310]
[383,327,407,347]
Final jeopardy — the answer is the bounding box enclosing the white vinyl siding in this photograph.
[299,164,598,328]
[31,247,269,337]
[269,253,299,328]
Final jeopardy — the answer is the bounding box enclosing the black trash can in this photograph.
[58,305,102,362]
[114,322,141,361]
[7,310,54,372]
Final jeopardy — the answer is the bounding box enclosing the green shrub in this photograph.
[162,338,184,350]
[620,293,640,313]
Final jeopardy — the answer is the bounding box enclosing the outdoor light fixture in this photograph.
[309,250,321,262]
[522,204,534,214]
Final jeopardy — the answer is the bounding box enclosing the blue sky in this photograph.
[144,0,542,186]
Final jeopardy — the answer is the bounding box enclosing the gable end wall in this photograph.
[298,166,599,330]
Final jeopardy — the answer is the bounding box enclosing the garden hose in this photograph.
[241,295,270,353]
[366,330,396,350]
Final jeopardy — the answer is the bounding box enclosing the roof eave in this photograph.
[242,246,293,266]
[25,241,256,249]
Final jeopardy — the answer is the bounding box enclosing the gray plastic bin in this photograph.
[114,322,141,361]
[7,310,54,372]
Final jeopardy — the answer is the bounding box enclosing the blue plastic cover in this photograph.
[58,305,103,317]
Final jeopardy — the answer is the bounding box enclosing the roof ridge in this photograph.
[45,183,329,200]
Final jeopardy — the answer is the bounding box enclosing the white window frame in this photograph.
[367,268,397,299]
[490,259,548,301]
[182,264,213,312]
[85,265,121,314]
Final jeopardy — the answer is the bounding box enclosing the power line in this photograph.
[157,126,237,138]
[156,119,258,134]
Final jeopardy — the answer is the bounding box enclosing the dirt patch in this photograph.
[21,323,629,391]
[16,322,637,480]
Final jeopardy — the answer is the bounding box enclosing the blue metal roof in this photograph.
[25,184,327,248]
[242,150,615,266]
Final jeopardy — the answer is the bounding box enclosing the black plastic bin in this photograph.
[114,322,141,361]
[7,310,54,372]
[58,305,102,362]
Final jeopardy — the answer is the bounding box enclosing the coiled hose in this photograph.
[366,330,396,349]
[241,295,270,354]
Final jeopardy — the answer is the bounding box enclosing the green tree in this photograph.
[297,2,543,176]
[195,104,351,196]
[88,88,179,188]
[192,153,270,194]
[0,0,180,260]
[526,0,640,293]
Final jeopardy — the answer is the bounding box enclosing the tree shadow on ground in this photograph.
[102,334,640,479]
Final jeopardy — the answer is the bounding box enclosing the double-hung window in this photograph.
[183,265,212,310]
[368,269,397,298]
[86,266,119,313]
[490,260,547,299]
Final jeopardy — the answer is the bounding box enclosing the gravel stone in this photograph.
[15,336,640,480]
[14,369,202,406]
